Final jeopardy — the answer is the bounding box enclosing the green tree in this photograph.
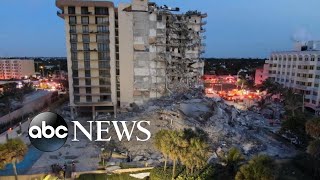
[168,130,187,180]
[259,78,284,99]
[221,147,244,174]
[283,88,303,117]
[154,129,171,171]
[306,118,320,159]
[306,118,320,139]
[235,155,276,180]
[307,140,320,159]
[0,139,27,180]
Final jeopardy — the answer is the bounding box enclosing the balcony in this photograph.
[57,10,64,18]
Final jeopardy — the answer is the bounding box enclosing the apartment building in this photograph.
[264,41,320,110]
[0,59,35,80]
[56,0,206,119]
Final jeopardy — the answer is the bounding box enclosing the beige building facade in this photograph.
[264,41,320,111]
[56,0,206,118]
[0,59,35,80]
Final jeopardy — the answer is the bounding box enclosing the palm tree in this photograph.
[168,130,186,180]
[221,147,244,174]
[235,155,276,180]
[260,78,285,99]
[154,130,170,171]
[0,139,27,180]
[283,88,303,117]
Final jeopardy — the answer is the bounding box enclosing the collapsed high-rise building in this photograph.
[56,0,206,118]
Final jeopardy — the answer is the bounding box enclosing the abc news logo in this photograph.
[28,112,151,152]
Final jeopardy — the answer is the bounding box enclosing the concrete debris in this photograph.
[109,89,296,167]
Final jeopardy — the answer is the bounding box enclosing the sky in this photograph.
[0,0,320,58]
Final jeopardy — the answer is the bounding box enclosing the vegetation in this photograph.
[150,166,184,180]
[153,128,209,179]
[220,147,244,175]
[235,155,276,180]
[305,117,320,159]
[0,138,27,180]
[204,58,265,75]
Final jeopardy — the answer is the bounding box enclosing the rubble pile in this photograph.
[108,89,297,167]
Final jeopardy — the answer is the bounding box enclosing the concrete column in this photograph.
[92,106,96,120]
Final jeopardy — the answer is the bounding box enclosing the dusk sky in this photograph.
[0,0,320,58]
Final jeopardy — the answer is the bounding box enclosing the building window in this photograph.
[72,70,78,77]
[100,95,111,101]
[307,82,312,86]
[308,74,313,78]
[74,96,80,102]
[98,43,108,51]
[315,84,319,87]
[96,17,108,24]
[97,25,108,33]
[86,96,92,102]
[73,78,79,85]
[305,56,309,61]
[72,61,78,69]
[81,16,89,24]
[97,34,108,42]
[82,34,90,42]
[82,25,89,33]
[100,87,111,93]
[70,34,77,42]
[83,43,90,51]
[69,16,77,24]
[71,43,77,51]
[99,61,109,68]
[99,70,110,77]
[95,7,108,15]
[68,6,76,14]
[70,25,76,33]
[85,79,91,85]
[71,52,77,60]
[74,87,79,94]
[84,52,90,60]
[86,87,91,94]
[310,66,314,70]
[81,7,89,14]
[99,78,110,85]
[157,15,163,21]
[84,61,91,69]
[85,70,91,77]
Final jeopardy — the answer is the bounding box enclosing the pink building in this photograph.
[255,64,269,85]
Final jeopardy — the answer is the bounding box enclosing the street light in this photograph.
[40,66,44,77]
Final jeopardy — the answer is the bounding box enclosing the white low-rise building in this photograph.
[264,41,320,110]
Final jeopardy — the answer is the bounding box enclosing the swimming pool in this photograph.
[0,145,43,176]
